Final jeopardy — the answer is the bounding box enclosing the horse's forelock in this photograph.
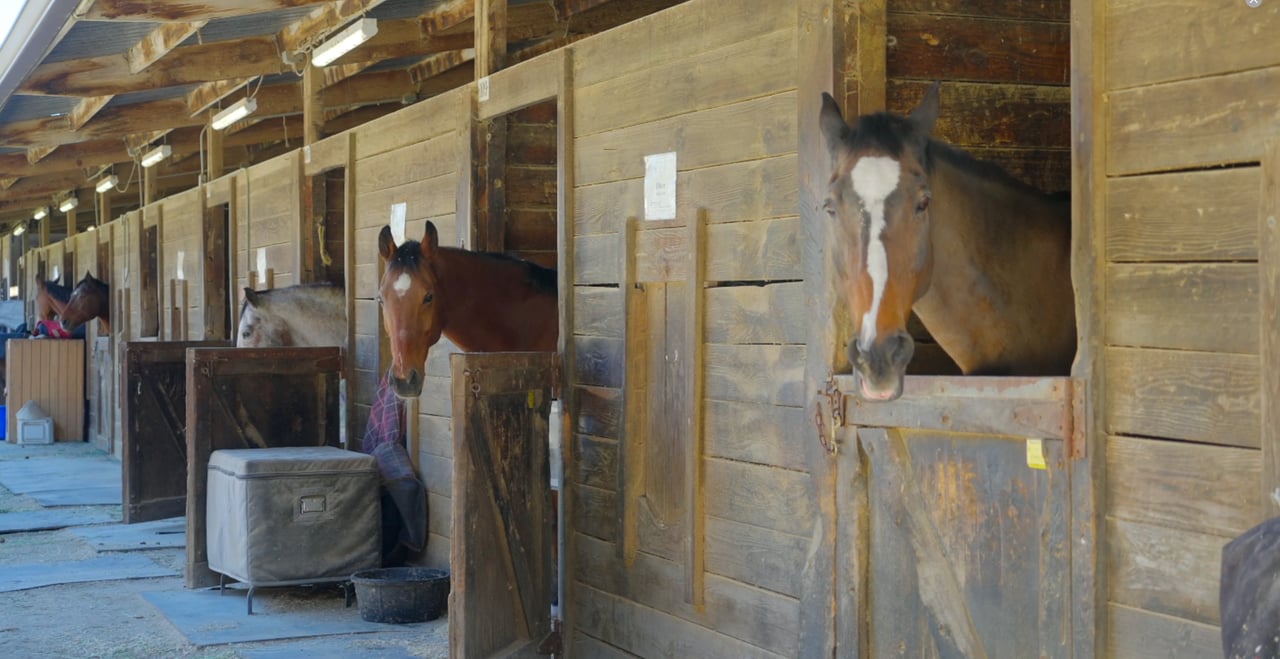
[391,240,424,270]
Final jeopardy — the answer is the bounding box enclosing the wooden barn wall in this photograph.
[235,152,302,292]
[566,1,805,655]
[501,101,559,266]
[158,187,203,340]
[350,86,468,570]
[1089,0,1280,653]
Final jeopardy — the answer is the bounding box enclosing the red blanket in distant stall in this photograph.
[32,319,71,338]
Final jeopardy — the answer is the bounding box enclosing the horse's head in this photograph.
[237,287,288,347]
[61,271,109,331]
[378,221,446,400]
[819,83,940,402]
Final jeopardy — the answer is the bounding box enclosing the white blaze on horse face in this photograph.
[850,155,901,351]
[392,272,412,298]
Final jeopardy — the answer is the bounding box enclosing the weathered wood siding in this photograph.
[158,187,203,340]
[567,1,804,655]
[236,152,301,292]
[351,86,469,570]
[1090,0,1280,652]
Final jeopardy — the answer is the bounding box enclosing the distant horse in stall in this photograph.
[35,277,72,324]
[818,83,1075,401]
[236,282,346,347]
[61,272,111,335]
[377,221,558,399]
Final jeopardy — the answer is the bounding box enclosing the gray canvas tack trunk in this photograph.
[207,446,381,586]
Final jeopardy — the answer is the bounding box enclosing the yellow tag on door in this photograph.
[1026,439,1047,470]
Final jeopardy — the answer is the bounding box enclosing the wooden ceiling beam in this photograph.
[68,95,114,131]
[127,20,208,73]
[0,98,198,148]
[0,139,132,179]
[82,0,334,22]
[278,0,389,53]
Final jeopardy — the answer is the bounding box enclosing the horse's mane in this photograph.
[390,240,557,297]
[240,281,341,313]
[39,279,72,302]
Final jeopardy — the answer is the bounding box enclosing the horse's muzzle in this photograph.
[847,330,914,402]
[389,368,423,400]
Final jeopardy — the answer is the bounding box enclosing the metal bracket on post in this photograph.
[814,375,844,455]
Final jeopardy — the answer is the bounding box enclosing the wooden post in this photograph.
[38,213,50,247]
[475,0,508,78]
[797,0,844,656]
[617,217,642,565]
[684,209,706,606]
[206,122,224,182]
[302,61,323,146]
[1260,139,1279,512]
[143,163,157,206]
[66,199,78,238]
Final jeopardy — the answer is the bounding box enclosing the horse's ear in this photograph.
[819,92,852,160]
[422,221,439,257]
[378,225,396,260]
[908,81,941,138]
[243,287,259,307]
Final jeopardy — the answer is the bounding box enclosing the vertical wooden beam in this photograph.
[476,116,508,251]
[96,187,109,230]
[554,48,577,644]
[1069,0,1106,657]
[302,62,324,146]
[66,202,78,239]
[206,122,224,182]
[475,0,508,78]
[845,0,886,115]
[798,0,844,656]
[343,132,357,445]
[617,216,642,566]
[38,214,50,247]
[455,90,476,250]
[684,208,706,607]
[1261,139,1279,513]
[143,165,157,206]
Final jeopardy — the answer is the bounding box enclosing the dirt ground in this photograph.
[0,442,449,659]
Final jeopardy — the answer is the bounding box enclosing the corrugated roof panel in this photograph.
[46,20,162,62]
[0,94,77,123]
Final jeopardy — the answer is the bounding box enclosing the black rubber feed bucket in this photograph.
[351,567,450,623]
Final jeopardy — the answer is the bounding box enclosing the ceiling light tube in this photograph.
[32,207,47,220]
[59,197,79,212]
[311,18,377,67]
[211,97,258,131]
[95,175,118,194]
[141,144,172,168]
[13,224,25,236]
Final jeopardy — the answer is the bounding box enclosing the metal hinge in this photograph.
[814,376,843,455]
[537,620,563,656]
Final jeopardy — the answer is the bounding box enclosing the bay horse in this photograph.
[236,282,346,347]
[35,277,71,323]
[819,83,1074,401]
[377,221,558,399]
[61,271,111,334]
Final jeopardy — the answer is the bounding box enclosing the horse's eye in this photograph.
[822,199,836,217]
[423,293,434,305]
[915,196,930,214]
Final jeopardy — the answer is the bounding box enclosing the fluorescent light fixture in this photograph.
[32,207,47,220]
[312,18,377,67]
[87,225,96,232]
[8,286,17,298]
[58,197,78,212]
[211,97,257,130]
[12,224,25,236]
[95,175,117,194]
[141,144,172,168]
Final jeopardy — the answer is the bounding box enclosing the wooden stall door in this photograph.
[122,341,229,523]
[839,376,1082,658]
[450,352,555,659]
[184,346,343,588]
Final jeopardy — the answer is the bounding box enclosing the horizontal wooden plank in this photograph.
[574,26,795,137]
[354,173,456,230]
[705,457,813,537]
[573,534,799,656]
[634,217,800,283]
[572,582,788,659]
[705,516,806,598]
[574,384,621,439]
[705,282,806,345]
[574,154,798,236]
[1106,603,1221,659]
[355,133,459,194]
[705,344,805,407]
[572,632,642,659]
[573,91,797,187]
[1105,0,1280,90]
[574,234,619,285]
[1106,347,1259,447]
[571,0,791,88]
[1106,167,1260,262]
[1106,263,1258,354]
[1107,516,1224,626]
[574,336,624,389]
[705,400,809,472]
[843,375,1075,441]
[353,87,463,160]
[1107,67,1280,175]
[1106,435,1261,538]
[575,286,622,338]
[964,145,1071,194]
[478,49,562,120]
[886,80,1070,149]
[886,13,1069,85]
[575,433,617,491]
[889,0,1068,20]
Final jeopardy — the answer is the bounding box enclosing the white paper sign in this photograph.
[644,152,677,221]
[51,265,59,281]
[303,145,312,164]
[176,251,185,280]
[478,76,491,102]
[390,202,407,244]
[256,247,267,277]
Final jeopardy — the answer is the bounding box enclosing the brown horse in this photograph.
[61,271,111,334]
[377,221,558,399]
[35,277,72,323]
[819,83,1074,401]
